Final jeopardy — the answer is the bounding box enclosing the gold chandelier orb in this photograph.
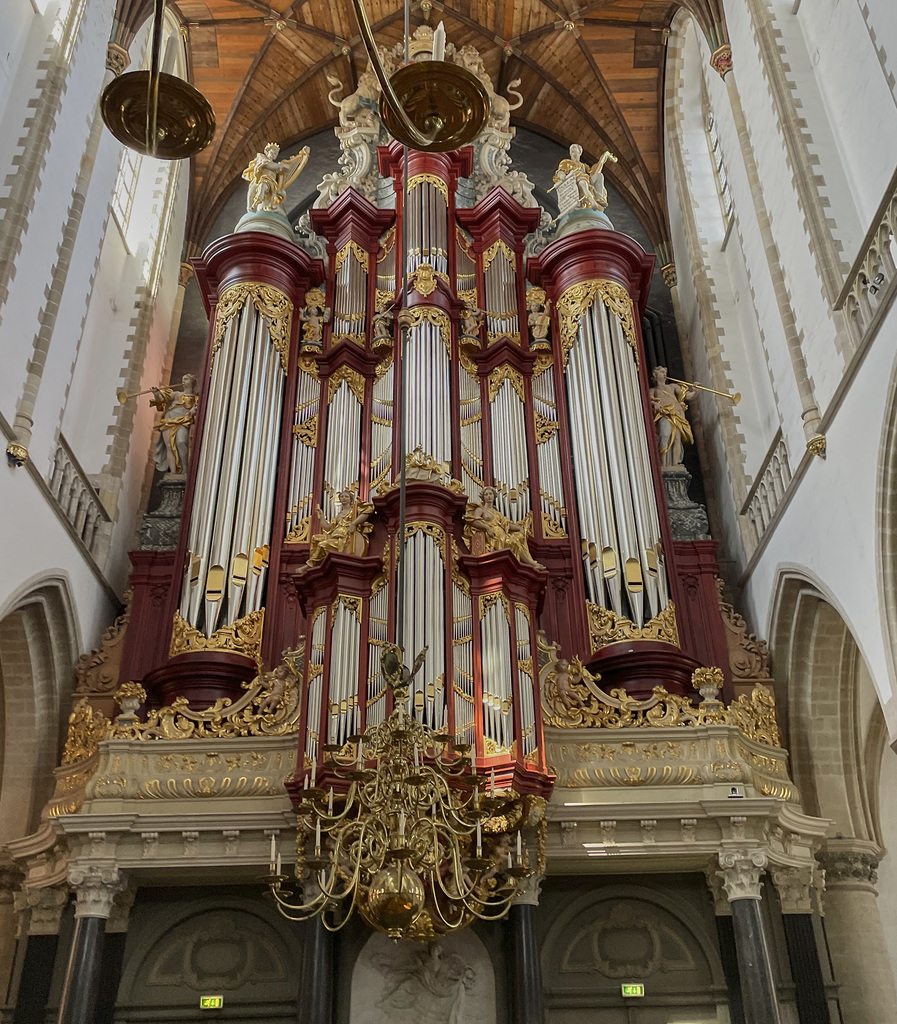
[379,61,490,153]
[101,71,216,160]
[367,863,426,938]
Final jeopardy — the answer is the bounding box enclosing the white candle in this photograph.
[328,786,334,815]
[399,809,406,837]
[490,769,495,797]
[269,833,276,868]
[303,775,309,791]
[315,819,321,852]
[311,759,317,788]
[413,743,419,768]
[432,21,446,62]
[473,785,479,808]
[476,822,482,855]
[276,852,282,876]
[517,830,523,860]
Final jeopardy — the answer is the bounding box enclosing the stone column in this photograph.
[8,885,69,1019]
[817,846,897,1024]
[705,868,746,1024]
[771,865,832,1024]
[507,874,544,1024]
[298,917,334,1024]
[56,867,124,1024]
[717,849,782,1024]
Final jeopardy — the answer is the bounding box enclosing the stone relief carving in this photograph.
[351,930,496,1024]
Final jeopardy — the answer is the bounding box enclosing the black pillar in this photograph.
[94,931,127,1024]
[714,915,746,1024]
[298,917,334,1024]
[56,916,105,1024]
[12,935,59,1024]
[730,898,782,1024]
[781,914,832,1024]
[507,904,544,1024]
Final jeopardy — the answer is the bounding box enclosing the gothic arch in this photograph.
[0,574,78,843]
[877,346,897,696]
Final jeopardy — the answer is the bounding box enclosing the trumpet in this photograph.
[117,383,186,404]
[667,376,741,405]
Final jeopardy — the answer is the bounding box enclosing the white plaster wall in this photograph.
[0,0,36,117]
[796,0,897,224]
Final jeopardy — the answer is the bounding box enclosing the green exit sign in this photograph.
[621,984,645,998]
[200,996,224,1009]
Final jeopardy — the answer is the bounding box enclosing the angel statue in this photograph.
[650,365,695,467]
[295,490,374,577]
[151,373,199,475]
[242,143,310,212]
[464,486,546,571]
[552,143,618,215]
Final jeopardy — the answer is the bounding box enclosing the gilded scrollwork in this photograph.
[407,172,449,202]
[211,282,294,372]
[488,364,525,403]
[334,240,370,274]
[61,699,111,765]
[169,608,265,664]
[75,591,132,694]
[482,239,516,273]
[556,278,637,366]
[587,601,679,650]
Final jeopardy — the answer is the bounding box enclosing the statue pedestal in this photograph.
[138,476,186,550]
[233,209,296,242]
[555,207,614,237]
[662,466,710,541]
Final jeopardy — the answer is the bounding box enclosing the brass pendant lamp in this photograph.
[350,0,489,152]
[100,0,215,160]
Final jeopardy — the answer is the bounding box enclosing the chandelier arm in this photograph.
[347,0,437,154]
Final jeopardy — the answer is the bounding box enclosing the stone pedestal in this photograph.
[662,466,710,541]
[817,847,897,1024]
[718,849,782,1024]
[138,476,185,550]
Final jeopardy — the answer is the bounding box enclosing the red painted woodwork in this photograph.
[591,641,703,700]
[309,187,394,252]
[457,187,541,251]
[145,651,258,709]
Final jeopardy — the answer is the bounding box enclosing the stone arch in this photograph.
[541,882,726,1012]
[0,574,78,843]
[116,895,303,1018]
[768,569,879,837]
[876,346,897,696]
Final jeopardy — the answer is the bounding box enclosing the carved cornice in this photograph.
[717,848,768,901]
[16,885,69,935]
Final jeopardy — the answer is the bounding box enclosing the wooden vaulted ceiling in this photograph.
[114,0,727,249]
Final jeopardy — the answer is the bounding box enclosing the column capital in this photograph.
[770,864,814,913]
[512,872,544,907]
[717,848,768,901]
[704,865,732,916]
[15,884,70,935]
[106,885,137,933]
[69,864,126,920]
[817,847,880,893]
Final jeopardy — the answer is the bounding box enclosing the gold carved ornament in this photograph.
[482,239,516,273]
[556,279,637,367]
[533,408,559,444]
[539,644,781,747]
[327,365,366,404]
[170,608,265,665]
[488,364,526,403]
[587,601,679,650]
[61,699,111,765]
[412,262,444,298]
[108,647,304,742]
[334,240,370,274]
[293,413,319,447]
[407,172,449,203]
[211,282,294,372]
[399,305,451,353]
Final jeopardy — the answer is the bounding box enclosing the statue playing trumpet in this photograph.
[119,374,199,476]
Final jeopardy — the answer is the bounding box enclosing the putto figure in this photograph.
[464,486,546,571]
[242,143,310,212]
[526,287,551,349]
[650,365,695,468]
[151,373,199,475]
[296,489,374,576]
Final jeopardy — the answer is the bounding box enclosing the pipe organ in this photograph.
[130,54,708,790]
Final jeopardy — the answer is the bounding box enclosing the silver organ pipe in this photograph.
[531,362,567,536]
[305,608,327,764]
[406,178,448,277]
[489,375,530,522]
[369,362,394,495]
[366,576,389,728]
[402,525,447,729]
[285,361,321,541]
[515,605,536,759]
[479,596,513,754]
[404,320,451,466]
[484,244,519,345]
[458,364,484,499]
[328,597,361,744]
[452,582,474,743]
[322,377,363,518]
[181,302,286,635]
[376,227,396,306]
[332,245,367,346]
[455,227,477,304]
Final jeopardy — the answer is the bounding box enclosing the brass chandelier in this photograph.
[266,646,539,940]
